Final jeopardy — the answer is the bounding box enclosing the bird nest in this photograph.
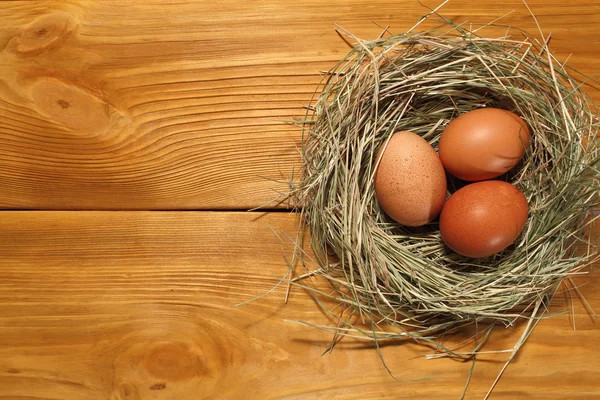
[290,18,600,368]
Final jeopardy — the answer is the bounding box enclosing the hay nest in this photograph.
[292,18,600,357]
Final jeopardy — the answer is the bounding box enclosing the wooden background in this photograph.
[0,1,598,399]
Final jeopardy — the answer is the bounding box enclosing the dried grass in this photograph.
[285,11,600,399]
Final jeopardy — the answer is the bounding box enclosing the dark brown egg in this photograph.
[439,180,528,258]
[374,131,447,227]
[438,108,530,181]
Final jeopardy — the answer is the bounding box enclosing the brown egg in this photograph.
[438,108,530,181]
[374,131,447,226]
[439,180,528,258]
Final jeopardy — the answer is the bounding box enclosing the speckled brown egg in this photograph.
[438,108,530,181]
[439,180,529,258]
[374,131,447,226]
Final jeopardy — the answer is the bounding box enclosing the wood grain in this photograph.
[0,211,598,399]
[1,1,599,399]
[0,0,598,209]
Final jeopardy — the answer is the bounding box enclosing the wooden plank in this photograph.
[0,1,598,210]
[0,211,598,399]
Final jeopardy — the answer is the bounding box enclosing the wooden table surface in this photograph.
[1,1,599,399]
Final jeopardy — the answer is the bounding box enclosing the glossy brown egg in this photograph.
[374,131,447,226]
[439,180,528,258]
[438,108,530,181]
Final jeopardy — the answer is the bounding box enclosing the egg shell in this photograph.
[438,108,530,181]
[374,131,447,226]
[439,180,528,258]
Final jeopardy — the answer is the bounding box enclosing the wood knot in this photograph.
[16,13,74,54]
[57,99,70,109]
[149,382,167,391]
[143,343,202,382]
[31,78,109,132]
